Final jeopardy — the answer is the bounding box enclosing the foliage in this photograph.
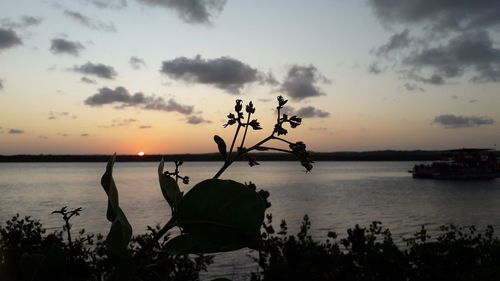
[93,96,311,280]
[252,216,500,281]
[0,214,212,281]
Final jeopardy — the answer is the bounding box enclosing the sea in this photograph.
[1,161,500,280]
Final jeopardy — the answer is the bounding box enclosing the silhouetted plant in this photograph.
[252,217,500,281]
[213,96,313,178]
[0,212,213,281]
[96,96,312,280]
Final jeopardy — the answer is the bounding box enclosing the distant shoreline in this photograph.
[1,150,487,162]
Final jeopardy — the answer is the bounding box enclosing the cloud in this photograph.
[368,62,383,75]
[9,129,24,134]
[72,62,117,79]
[144,97,194,114]
[81,133,90,137]
[403,82,424,92]
[469,99,479,103]
[368,1,500,86]
[135,0,226,24]
[280,105,330,118]
[0,28,22,51]
[50,38,84,56]
[309,127,328,131]
[85,0,127,9]
[64,10,116,32]
[1,16,42,29]
[100,118,138,128]
[139,125,152,129]
[81,77,96,84]
[48,111,77,120]
[279,65,329,101]
[433,114,494,128]
[129,56,146,70]
[295,106,330,118]
[403,30,500,84]
[84,86,194,115]
[186,115,212,124]
[0,79,3,90]
[374,29,411,57]
[369,0,500,34]
[161,55,273,94]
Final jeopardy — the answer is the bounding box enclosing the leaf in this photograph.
[158,158,183,214]
[167,179,266,253]
[101,154,132,255]
[213,135,227,160]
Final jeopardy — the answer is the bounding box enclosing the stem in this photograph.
[213,135,273,179]
[174,163,179,183]
[64,217,73,252]
[227,123,241,160]
[141,217,177,253]
[258,146,295,154]
[273,136,294,145]
[239,113,252,149]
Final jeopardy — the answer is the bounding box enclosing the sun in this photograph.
[138,151,145,156]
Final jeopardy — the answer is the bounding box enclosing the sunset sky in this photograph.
[1,0,500,155]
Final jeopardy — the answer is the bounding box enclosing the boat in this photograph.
[410,148,500,180]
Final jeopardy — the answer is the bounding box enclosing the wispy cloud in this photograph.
[48,111,77,120]
[403,83,424,92]
[8,129,24,134]
[81,77,97,84]
[64,10,116,32]
[280,106,330,118]
[1,16,42,29]
[129,56,146,70]
[139,125,152,129]
[50,38,84,56]
[84,86,194,115]
[85,0,127,9]
[433,114,495,128]
[186,115,212,124]
[72,62,117,79]
[295,106,330,118]
[100,118,138,128]
[135,0,226,24]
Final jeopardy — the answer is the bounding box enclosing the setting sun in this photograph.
[138,152,145,156]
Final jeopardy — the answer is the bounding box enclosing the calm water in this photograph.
[1,161,500,280]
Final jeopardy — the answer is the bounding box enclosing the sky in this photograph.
[1,0,500,155]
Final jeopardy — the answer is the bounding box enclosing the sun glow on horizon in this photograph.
[138,152,145,156]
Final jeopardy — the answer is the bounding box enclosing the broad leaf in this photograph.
[158,157,183,214]
[213,135,227,160]
[166,179,266,253]
[101,154,132,255]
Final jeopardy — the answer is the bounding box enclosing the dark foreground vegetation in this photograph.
[1,213,500,281]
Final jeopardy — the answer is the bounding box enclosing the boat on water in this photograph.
[410,148,500,180]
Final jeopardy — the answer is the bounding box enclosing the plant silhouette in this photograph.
[99,96,312,280]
